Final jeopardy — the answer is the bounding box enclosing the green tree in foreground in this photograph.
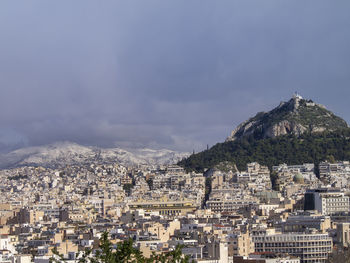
[50,231,192,263]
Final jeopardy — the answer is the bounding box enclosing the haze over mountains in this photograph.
[0,142,189,169]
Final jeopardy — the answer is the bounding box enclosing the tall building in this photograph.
[336,223,350,248]
[304,188,350,215]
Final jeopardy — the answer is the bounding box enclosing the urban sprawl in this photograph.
[1,160,350,262]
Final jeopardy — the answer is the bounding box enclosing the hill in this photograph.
[227,94,348,141]
[179,95,350,173]
[179,130,350,173]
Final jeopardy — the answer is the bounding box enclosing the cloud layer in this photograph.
[1,1,350,152]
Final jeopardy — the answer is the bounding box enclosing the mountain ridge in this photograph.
[0,141,189,169]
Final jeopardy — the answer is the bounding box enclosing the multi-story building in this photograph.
[128,199,197,216]
[304,188,350,215]
[206,196,257,213]
[166,165,185,175]
[234,254,300,263]
[319,161,350,181]
[226,232,254,257]
[273,164,314,175]
[336,222,350,248]
[281,213,331,233]
[253,232,332,263]
[120,175,133,186]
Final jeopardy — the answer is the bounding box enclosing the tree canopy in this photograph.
[50,232,192,263]
[178,129,350,174]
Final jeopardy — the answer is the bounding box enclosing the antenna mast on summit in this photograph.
[293,92,302,100]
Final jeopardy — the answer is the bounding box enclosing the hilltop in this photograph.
[227,94,348,141]
[179,95,350,172]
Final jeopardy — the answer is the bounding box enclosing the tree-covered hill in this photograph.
[227,95,348,141]
[178,129,350,173]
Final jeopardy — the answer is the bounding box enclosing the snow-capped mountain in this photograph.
[0,142,189,169]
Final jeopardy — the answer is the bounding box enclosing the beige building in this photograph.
[207,197,257,213]
[227,232,254,257]
[211,174,224,189]
[9,208,44,224]
[129,199,197,216]
[0,210,16,225]
[337,222,350,247]
[146,220,181,242]
[56,240,79,256]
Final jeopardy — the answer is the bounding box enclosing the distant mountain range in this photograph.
[0,142,189,169]
[179,95,350,172]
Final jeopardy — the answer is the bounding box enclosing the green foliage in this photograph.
[49,247,64,263]
[293,100,348,129]
[146,178,153,190]
[123,184,134,196]
[204,177,212,207]
[93,232,145,262]
[8,174,28,180]
[326,155,336,164]
[50,231,191,263]
[230,98,348,141]
[178,129,350,173]
[213,161,237,173]
[270,171,279,191]
[150,245,192,263]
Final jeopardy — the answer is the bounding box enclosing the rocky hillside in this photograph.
[227,95,348,141]
[0,142,189,169]
[179,95,350,172]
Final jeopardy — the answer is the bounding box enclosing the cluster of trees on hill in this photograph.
[50,232,192,263]
[178,129,350,173]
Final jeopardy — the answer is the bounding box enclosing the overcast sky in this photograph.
[0,1,350,152]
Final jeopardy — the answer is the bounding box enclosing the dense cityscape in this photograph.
[1,156,350,262]
[2,1,350,262]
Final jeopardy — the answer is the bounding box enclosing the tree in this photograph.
[50,231,192,263]
[123,184,134,196]
[326,155,336,164]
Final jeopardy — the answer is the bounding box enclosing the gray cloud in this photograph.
[0,0,350,152]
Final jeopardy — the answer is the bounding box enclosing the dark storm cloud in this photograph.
[0,0,350,152]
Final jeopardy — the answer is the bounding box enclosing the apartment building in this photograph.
[336,222,350,248]
[281,213,331,233]
[206,197,257,213]
[129,199,197,216]
[253,233,332,263]
[304,189,350,215]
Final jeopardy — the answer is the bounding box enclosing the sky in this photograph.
[0,1,350,153]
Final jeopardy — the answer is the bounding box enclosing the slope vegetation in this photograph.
[179,129,350,173]
[227,97,348,141]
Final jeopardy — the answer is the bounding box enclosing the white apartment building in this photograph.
[253,233,332,263]
[206,196,257,213]
[304,189,350,215]
[319,161,350,180]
